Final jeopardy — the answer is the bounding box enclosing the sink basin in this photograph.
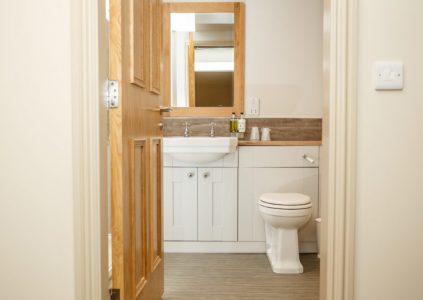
[163,137,238,164]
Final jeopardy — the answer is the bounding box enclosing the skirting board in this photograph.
[164,241,318,253]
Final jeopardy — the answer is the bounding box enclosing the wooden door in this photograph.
[164,168,198,241]
[197,168,238,241]
[109,0,164,299]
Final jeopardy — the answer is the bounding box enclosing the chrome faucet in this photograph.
[209,122,216,137]
[183,122,191,137]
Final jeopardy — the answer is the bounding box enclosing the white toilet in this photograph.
[258,193,312,274]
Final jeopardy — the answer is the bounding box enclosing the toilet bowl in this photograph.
[258,193,312,274]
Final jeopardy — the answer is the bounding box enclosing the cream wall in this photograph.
[245,0,322,117]
[355,0,423,299]
[0,1,75,299]
[164,0,323,118]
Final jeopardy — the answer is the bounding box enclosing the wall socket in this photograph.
[246,97,260,116]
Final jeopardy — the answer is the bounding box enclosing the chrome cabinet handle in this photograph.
[303,154,316,164]
[187,172,195,178]
[203,172,210,178]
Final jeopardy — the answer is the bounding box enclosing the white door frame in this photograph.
[70,0,358,299]
[320,0,357,299]
[71,0,109,299]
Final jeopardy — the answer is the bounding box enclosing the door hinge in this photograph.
[107,80,119,109]
[109,288,120,300]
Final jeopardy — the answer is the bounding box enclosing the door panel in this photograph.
[129,139,148,296]
[149,0,161,94]
[198,168,237,241]
[138,138,163,300]
[164,168,198,241]
[130,0,147,87]
[149,138,163,272]
[110,0,164,299]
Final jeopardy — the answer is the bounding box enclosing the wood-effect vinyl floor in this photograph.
[163,253,319,300]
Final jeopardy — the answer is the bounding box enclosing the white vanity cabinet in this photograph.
[238,146,320,253]
[164,152,238,242]
[163,145,320,253]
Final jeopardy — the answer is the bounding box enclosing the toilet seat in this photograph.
[258,192,312,215]
[259,201,312,210]
[260,193,311,206]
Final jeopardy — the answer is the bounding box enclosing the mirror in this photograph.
[163,3,244,116]
[170,13,234,108]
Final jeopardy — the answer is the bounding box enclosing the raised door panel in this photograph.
[147,138,163,272]
[198,168,237,241]
[149,0,161,94]
[164,168,197,241]
[134,138,164,300]
[129,139,148,297]
[130,0,147,87]
[238,167,319,249]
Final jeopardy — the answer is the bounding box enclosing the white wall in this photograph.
[245,0,322,117]
[165,0,323,118]
[0,1,75,299]
[355,1,423,299]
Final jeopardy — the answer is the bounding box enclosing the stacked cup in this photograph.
[250,127,271,141]
[261,128,271,141]
[250,127,260,140]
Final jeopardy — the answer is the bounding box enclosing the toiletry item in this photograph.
[229,112,238,136]
[261,127,271,141]
[250,126,260,140]
[237,112,246,138]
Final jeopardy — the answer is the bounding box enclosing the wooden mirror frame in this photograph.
[162,2,245,117]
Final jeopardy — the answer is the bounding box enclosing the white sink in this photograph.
[163,137,238,164]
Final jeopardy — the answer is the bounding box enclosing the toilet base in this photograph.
[267,251,304,274]
[265,224,304,274]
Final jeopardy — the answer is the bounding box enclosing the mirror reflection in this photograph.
[171,13,235,108]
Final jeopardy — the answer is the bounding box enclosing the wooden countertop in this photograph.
[238,140,322,146]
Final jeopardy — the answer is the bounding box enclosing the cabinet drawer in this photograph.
[239,146,319,167]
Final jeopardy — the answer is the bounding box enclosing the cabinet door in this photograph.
[238,168,319,244]
[164,168,197,241]
[198,168,237,241]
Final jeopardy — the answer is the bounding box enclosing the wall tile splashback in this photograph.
[162,117,322,141]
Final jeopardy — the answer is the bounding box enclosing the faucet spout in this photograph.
[183,122,191,137]
[209,122,216,137]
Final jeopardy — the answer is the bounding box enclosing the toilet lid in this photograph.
[259,193,311,206]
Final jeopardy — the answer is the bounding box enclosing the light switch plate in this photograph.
[374,61,404,90]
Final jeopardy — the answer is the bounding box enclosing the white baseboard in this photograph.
[164,241,317,254]
[165,241,266,253]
